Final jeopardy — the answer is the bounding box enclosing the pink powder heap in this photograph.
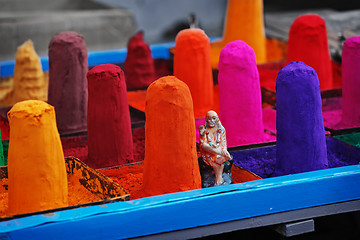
[340,36,360,128]
[218,40,265,147]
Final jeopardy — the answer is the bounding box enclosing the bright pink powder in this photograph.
[218,41,265,147]
[86,64,134,169]
[287,14,333,90]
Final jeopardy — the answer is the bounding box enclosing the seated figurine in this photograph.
[199,110,231,185]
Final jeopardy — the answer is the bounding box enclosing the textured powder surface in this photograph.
[143,76,201,196]
[48,31,88,134]
[233,137,360,178]
[0,40,47,107]
[340,36,360,128]
[335,132,360,148]
[275,62,328,176]
[218,41,265,147]
[124,31,156,90]
[287,14,333,90]
[7,100,68,215]
[87,64,134,169]
[210,0,266,68]
[174,29,213,118]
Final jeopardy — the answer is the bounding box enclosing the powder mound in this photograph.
[287,14,332,90]
[87,64,134,169]
[218,40,264,147]
[174,28,213,118]
[8,100,52,118]
[124,31,155,90]
[48,31,88,135]
[143,76,201,196]
[275,61,328,175]
[0,40,47,107]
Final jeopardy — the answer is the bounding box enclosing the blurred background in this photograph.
[1,0,360,61]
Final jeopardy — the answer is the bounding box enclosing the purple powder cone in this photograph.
[275,61,328,175]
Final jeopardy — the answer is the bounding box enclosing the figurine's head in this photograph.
[206,110,219,128]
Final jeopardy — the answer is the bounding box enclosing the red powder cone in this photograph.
[48,31,88,134]
[124,31,156,90]
[174,29,213,119]
[287,14,333,90]
[87,64,133,169]
[143,76,201,196]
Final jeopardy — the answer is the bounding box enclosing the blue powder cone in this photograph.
[275,61,328,176]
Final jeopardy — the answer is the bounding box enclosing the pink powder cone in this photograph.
[218,40,264,147]
[341,36,360,127]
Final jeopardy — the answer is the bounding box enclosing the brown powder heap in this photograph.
[7,100,68,216]
[48,31,88,134]
[0,40,47,107]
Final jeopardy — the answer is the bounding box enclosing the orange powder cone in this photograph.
[143,76,201,196]
[174,28,213,118]
[7,100,68,215]
[210,0,267,68]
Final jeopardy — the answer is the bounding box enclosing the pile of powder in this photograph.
[124,31,156,90]
[0,40,47,107]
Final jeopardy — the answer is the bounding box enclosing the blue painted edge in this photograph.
[1,164,360,240]
[0,37,221,78]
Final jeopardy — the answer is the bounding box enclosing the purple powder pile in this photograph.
[275,61,328,175]
[232,137,360,178]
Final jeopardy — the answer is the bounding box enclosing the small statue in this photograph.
[199,110,232,186]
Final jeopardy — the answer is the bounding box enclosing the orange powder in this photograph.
[210,0,267,68]
[0,40,47,107]
[174,29,213,118]
[7,100,68,216]
[143,76,201,196]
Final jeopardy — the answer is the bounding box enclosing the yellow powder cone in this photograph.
[7,100,68,215]
[0,40,47,107]
[210,0,267,68]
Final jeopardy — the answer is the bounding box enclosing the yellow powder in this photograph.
[7,100,68,216]
[0,40,48,107]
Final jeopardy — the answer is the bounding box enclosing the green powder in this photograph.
[335,132,360,148]
[0,131,4,166]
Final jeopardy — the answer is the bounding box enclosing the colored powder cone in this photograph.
[287,14,333,90]
[341,36,360,128]
[87,64,134,169]
[124,31,156,90]
[7,100,68,215]
[218,40,264,147]
[210,0,267,68]
[275,62,328,176]
[174,28,213,118]
[143,76,201,196]
[48,31,88,134]
[0,40,47,107]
